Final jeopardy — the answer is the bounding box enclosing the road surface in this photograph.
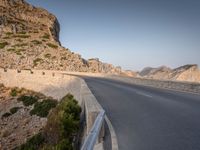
[83,77,200,150]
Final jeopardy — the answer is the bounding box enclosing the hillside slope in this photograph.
[0,0,122,74]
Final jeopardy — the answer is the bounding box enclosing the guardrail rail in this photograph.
[81,110,105,150]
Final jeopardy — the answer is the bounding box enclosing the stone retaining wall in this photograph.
[0,69,82,102]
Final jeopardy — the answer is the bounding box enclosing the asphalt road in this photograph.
[83,77,200,150]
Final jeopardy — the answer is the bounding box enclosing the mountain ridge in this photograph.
[139,64,200,83]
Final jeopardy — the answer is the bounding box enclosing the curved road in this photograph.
[83,77,200,150]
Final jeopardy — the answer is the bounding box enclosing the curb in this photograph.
[105,116,119,150]
[80,77,119,150]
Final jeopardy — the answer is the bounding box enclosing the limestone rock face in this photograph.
[87,58,122,74]
[0,0,122,74]
[169,64,200,82]
[0,0,60,43]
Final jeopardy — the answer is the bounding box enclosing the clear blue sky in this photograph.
[27,0,200,71]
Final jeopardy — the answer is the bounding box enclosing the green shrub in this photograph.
[0,42,9,49]
[17,94,81,150]
[16,39,23,42]
[31,40,42,45]
[33,58,43,66]
[42,33,50,39]
[17,95,38,106]
[13,43,28,47]
[3,36,10,39]
[55,139,73,150]
[13,35,30,38]
[44,94,81,145]
[18,32,26,34]
[30,99,57,117]
[7,48,15,52]
[10,107,21,114]
[6,32,13,35]
[10,88,18,97]
[61,56,66,60]
[17,133,44,150]
[2,112,12,118]
[46,43,58,49]
[44,53,51,58]
[16,51,22,55]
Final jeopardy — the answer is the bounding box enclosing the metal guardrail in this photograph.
[81,110,105,150]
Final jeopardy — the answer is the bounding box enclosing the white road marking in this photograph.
[135,91,153,98]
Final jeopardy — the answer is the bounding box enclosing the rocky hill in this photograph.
[0,0,122,74]
[139,64,200,83]
[139,66,172,80]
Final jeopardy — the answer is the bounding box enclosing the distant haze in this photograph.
[27,0,200,71]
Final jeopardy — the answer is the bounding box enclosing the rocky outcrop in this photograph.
[139,66,172,80]
[87,58,122,74]
[140,64,200,83]
[0,0,60,43]
[120,70,138,77]
[0,0,122,74]
[169,64,200,82]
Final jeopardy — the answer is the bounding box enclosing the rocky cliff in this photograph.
[140,64,200,83]
[0,0,122,74]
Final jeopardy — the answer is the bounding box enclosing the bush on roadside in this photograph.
[17,93,81,150]
[43,94,81,147]
[10,107,21,114]
[30,99,57,117]
[10,88,18,97]
[1,112,12,119]
[17,133,44,150]
[17,95,38,106]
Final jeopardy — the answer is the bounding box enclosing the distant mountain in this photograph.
[140,64,200,83]
[169,64,200,82]
[0,0,122,74]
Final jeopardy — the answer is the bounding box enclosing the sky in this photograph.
[26,0,200,71]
